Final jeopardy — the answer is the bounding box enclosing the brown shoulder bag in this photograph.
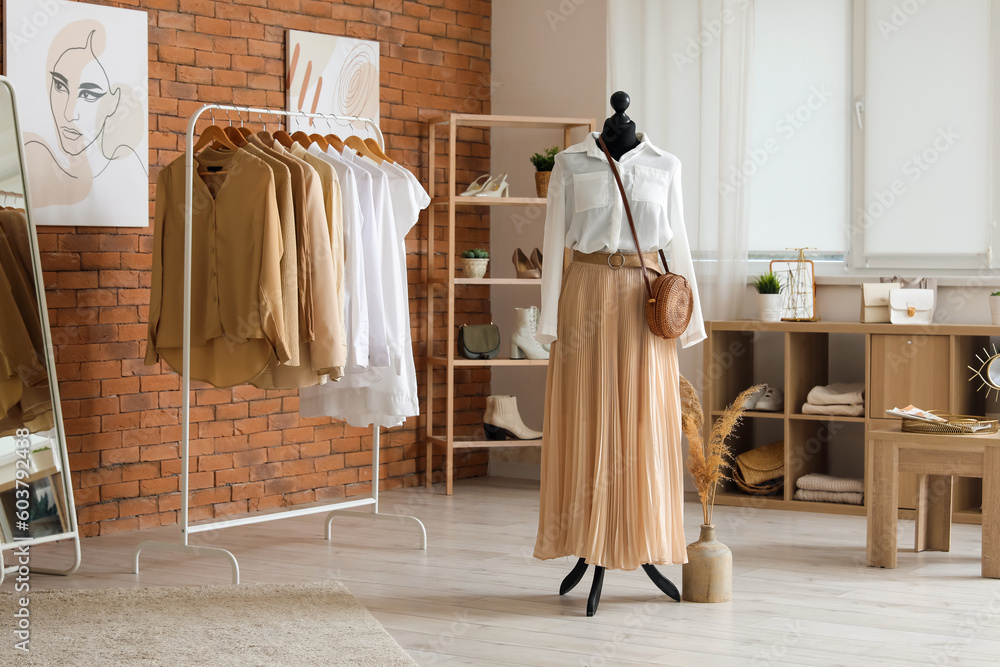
[597,136,693,340]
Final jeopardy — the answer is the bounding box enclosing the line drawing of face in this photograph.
[48,30,120,157]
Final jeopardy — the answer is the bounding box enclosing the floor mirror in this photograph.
[0,74,80,582]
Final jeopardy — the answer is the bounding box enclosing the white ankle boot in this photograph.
[484,395,543,440]
[511,306,549,360]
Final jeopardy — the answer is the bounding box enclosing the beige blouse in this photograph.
[146,149,289,387]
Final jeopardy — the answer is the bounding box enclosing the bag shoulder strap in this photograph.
[596,136,670,301]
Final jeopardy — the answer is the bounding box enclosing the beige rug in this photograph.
[0,580,416,666]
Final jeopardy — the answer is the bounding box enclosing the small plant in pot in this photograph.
[461,248,489,279]
[991,290,1000,326]
[530,146,559,198]
[754,271,783,322]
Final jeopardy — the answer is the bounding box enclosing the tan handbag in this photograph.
[860,282,899,323]
[597,136,693,340]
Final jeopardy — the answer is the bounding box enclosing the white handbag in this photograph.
[861,282,900,323]
[889,289,935,325]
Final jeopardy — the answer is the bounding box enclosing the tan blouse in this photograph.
[237,143,300,367]
[146,149,289,387]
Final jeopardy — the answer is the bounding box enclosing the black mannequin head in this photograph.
[600,91,639,161]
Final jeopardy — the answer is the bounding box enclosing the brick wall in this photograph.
[0,0,493,536]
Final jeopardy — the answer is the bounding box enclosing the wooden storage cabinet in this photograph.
[869,335,951,419]
[704,320,994,523]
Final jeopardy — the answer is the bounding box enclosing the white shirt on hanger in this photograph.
[537,132,706,349]
[308,144,370,371]
[300,156,428,428]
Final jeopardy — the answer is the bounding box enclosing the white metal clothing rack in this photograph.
[133,104,427,585]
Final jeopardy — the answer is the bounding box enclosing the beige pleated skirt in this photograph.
[533,252,686,571]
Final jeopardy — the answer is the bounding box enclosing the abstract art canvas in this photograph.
[286,30,380,138]
[3,0,149,227]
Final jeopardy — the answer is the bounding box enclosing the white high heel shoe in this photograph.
[475,173,509,197]
[459,174,491,196]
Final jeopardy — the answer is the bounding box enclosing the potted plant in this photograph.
[530,146,559,198]
[461,248,489,279]
[991,290,1000,326]
[679,378,763,603]
[753,271,783,322]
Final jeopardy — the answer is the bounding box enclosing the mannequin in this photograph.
[555,91,681,616]
[599,91,640,161]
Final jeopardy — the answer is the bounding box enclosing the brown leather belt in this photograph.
[573,250,659,269]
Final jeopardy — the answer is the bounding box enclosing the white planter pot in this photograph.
[990,295,1000,326]
[461,257,489,279]
[758,293,784,322]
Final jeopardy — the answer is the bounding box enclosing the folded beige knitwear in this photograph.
[796,473,864,494]
[806,382,864,406]
[794,489,864,505]
[801,402,864,416]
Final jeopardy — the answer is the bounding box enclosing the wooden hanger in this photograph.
[364,138,394,164]
[257,130,273,144]
[324,133,346,152]
[223,125,248,147]
[345,135,382,163]
[272,129,294,148]
[237,126,253,140]
[194,124,239,153]
[309,133,330,151]
[291,131,313,148]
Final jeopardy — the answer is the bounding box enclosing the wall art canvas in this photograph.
[3,0,149,227]
[286,30,379,138]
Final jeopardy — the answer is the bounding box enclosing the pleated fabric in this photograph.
[533,257,686,571]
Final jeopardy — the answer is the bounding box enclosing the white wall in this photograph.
[488,0,610,474]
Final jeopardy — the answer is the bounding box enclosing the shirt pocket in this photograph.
[631,165,670,207]
[573,171,609,212]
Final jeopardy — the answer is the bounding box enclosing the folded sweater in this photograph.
[796,473,864,494]
[806,382,864,406]
[794,489,864,505]
[801,402,864,417]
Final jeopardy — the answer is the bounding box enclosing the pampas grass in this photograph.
[680,376,764,526]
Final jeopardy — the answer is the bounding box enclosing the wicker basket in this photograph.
[735,440,784,486]
[732,467,784,495]
[535,171,551,198]
[900,411,999,435]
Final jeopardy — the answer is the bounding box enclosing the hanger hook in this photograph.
[209,107,216,124]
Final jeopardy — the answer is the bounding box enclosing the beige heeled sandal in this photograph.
[513,248,541,279]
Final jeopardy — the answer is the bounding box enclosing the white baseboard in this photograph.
[488,461,541,481]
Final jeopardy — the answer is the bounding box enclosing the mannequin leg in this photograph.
[586,566,605,617]
[641,563,681,602]
[560,558,589,595]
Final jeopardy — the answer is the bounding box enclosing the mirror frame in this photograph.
[0,74,81,582]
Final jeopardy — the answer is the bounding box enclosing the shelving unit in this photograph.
[424,113,595,494]
[704,320,994,524]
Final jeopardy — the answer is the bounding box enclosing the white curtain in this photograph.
[608,0,754,320]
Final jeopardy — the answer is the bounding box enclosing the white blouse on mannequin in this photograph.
[536,132,706,350]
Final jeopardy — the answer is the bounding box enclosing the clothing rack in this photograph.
[133,104,427,585]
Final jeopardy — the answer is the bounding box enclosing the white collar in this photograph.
[564,131,665,161]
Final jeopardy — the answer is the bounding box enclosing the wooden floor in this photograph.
[8,477,1000,666]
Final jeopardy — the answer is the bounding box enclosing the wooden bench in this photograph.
[866,427,1000,578]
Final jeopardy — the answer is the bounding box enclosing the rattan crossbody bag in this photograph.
[597,136,693,340]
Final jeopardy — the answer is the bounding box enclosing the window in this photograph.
[749,0,851,260]
[749,0,998,272]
